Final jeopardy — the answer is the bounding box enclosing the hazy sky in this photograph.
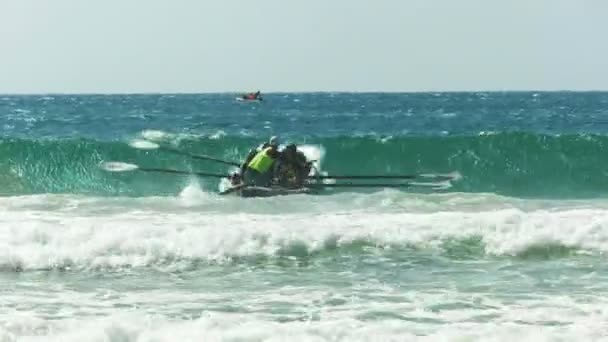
[1,0,607,93]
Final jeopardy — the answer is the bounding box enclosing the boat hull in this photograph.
[220,185,313,197]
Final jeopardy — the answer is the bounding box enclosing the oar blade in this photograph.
[419,171,462,181]
[129,139,160,150]
[409,180,453,190]
[101,162,139,172]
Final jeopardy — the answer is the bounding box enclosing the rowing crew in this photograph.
[229,136,314,189]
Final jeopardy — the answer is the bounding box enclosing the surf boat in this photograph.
[101,139,461,198]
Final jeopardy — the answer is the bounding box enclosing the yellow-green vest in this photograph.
[247,147,274,173]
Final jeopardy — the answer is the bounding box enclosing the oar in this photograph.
[101,162,230,178]
[305,183,413,188]
[313,172,461,181]
[313,175,416,180]
[130,140,241,167]
[305,179,452,189]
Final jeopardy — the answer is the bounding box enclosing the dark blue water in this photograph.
[3,92,608,141]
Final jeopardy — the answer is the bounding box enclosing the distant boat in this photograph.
[236,91,263,102]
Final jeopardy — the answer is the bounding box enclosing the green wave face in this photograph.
[1,133,607,198]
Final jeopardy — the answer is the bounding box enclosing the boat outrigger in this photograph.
[101,139,461,197]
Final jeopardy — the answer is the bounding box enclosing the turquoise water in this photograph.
[2,93,608,341]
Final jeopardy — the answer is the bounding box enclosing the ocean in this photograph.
[2,92,608,341]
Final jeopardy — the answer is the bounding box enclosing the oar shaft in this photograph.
[313,174,455,180]
[314,175,417,180]
[161,147,240,167]
[138,167,229,178]
[305,183,412,188]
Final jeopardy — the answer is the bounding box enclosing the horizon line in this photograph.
[2,89,608,96]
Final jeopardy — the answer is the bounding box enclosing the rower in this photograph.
[275,143,312,189]
[242,141,280,187]
[239,136,280,177]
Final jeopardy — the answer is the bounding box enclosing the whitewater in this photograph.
[2,92,608,341]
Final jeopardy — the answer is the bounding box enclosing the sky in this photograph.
[1,0,607,93]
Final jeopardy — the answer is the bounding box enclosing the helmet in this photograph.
[269,136,279,146]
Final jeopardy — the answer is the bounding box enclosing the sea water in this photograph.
[2,92,608,341]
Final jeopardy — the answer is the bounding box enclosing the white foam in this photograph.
[2,307,608,342]
[177,178,215,206]
[209,130,226,140]
[3,191,608,341]
[3,195,608,270]
[297,144,325,174]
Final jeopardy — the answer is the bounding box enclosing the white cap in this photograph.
[269,136,279,146]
